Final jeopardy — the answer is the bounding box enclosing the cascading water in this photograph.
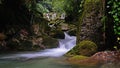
[0,32,76,59]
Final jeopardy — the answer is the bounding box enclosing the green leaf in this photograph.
[81,0,84,4]
[115,18,119,21]
[114,46,117,50]
[118,32,120,35]
[113,2,119,8]
[80,4,82,7]
[111,10,116,14]
[114,29,117,32]
[117,27,120,30]
[114,25,116,28]
[108,11,111,14]
[78,10,82,13]
[118,2,120,5]
[113,15,117,18]
[107,1,112,4]
[117,8,120,11]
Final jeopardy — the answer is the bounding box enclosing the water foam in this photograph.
[1,32,76,59]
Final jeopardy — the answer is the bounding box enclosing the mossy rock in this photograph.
[69,55,88,60]
[66,55,92,66]
[67,40,97,56]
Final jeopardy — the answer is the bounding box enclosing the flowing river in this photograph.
[0,32,76,59]
[0,32,120,68]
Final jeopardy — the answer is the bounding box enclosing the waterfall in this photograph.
[1,32,76,59]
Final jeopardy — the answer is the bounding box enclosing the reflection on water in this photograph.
[100,63,120,68]
[0,57,76,68]
[0,57,120,68]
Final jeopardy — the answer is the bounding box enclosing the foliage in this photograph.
[52,0,65,13]
[23,0,84,24]
[107,0,120,46]
[67,40,97,56]
[36,3,50,13]
[107,0,120,35]
[33,0,66,14]
[64,0,84,22]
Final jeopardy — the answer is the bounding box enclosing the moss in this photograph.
[67,40,97,56]
[67,55,93,66]
[77,0,103,43]
[84,0,101,12]
[69,55,88,60]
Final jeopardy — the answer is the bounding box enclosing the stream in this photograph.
[0,57,120,68]
[0,57,77,68]
[0,32,77,68]
[0,32,120,68]
[0,32,76,59]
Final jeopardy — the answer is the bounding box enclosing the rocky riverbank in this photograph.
[66,51,120,66]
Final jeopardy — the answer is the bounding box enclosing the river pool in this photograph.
[0,57,94,68]
[0,57,120,68]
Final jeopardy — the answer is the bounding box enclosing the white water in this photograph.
[1,32,76,59]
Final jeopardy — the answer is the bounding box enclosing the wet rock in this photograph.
[42,36,59,48]
[91,51,120,63]
[59,23,69,31]
[32,36,45,50]
[67,51,120,66]
[0,33,6,40]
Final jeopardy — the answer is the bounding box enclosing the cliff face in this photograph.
[77,0,105,51]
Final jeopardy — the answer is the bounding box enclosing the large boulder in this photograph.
[66,40,97,56]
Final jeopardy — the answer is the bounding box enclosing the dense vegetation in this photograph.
[106,0,120,49]
[0,0,120,57]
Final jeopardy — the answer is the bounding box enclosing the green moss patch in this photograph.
[69,55,88,60]
[66,40,97,56]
